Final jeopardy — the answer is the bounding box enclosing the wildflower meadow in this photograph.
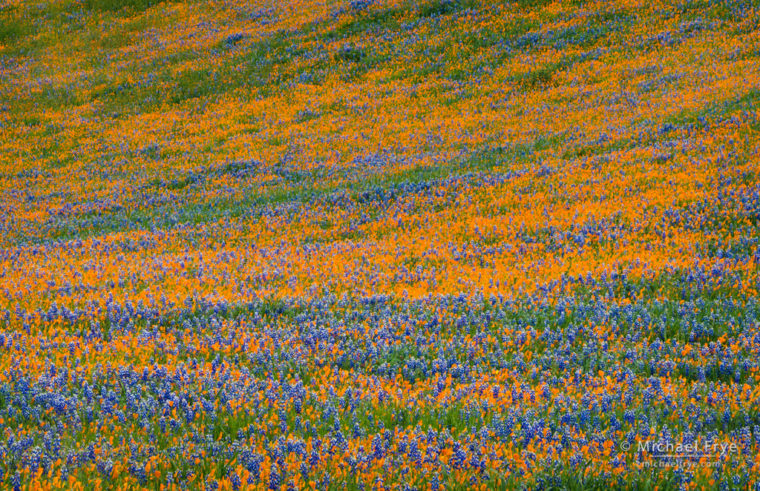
[1,0,759,489]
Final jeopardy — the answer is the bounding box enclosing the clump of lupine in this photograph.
[1,0,759,489]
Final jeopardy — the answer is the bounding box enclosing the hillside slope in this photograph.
[1,0,759,489]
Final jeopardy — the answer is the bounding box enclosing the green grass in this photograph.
[83,0,174,12]
[661,87,760,128]
[0,12,29,45]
